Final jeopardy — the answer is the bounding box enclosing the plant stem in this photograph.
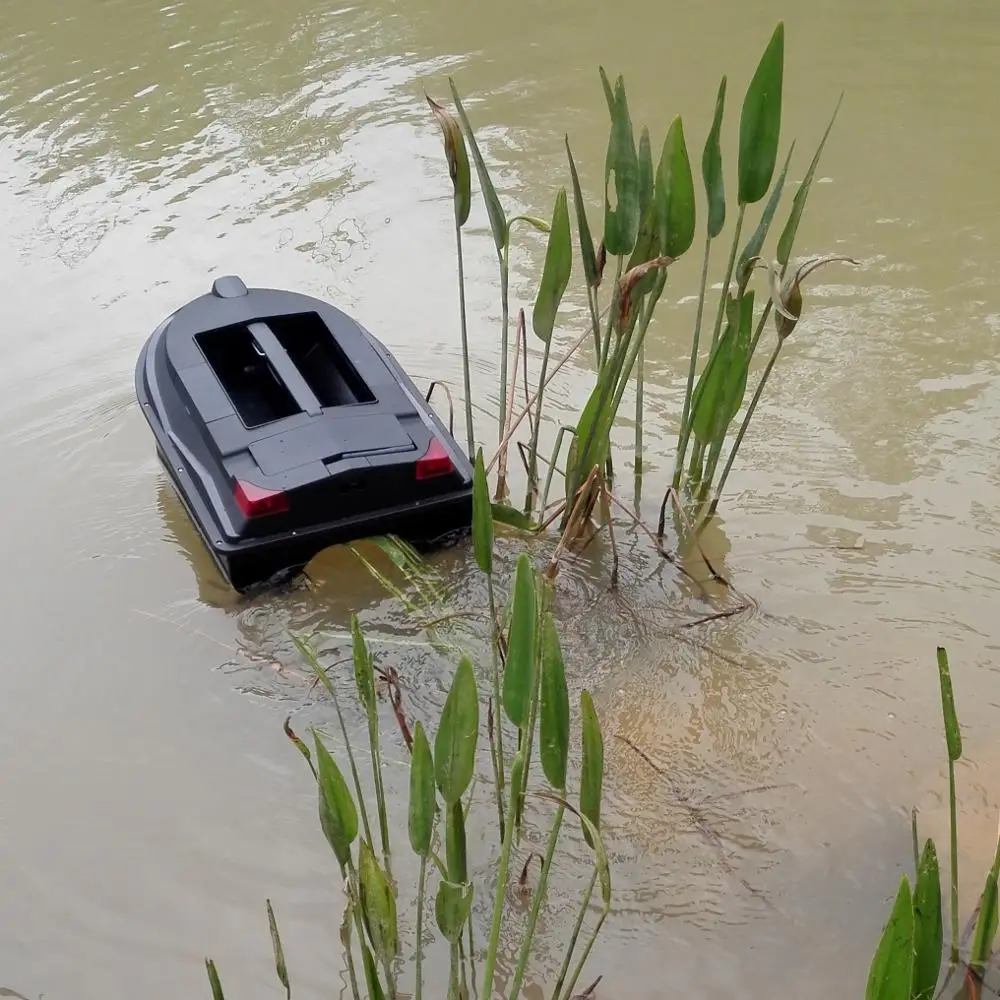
[540,425,575,518]
[449,940,461,1000]
[508,803,566,999]
[552,870,597,1000]
[525,338,554,515]
[454,215,475,457]
[699,340,782,530]
[366,709,392,878]
[747,298,773,362]
[587,285,602,364]
[414,855,427,1000]
[673,232,713,490]
[466,920,477,998]
[708,204,745,353]
[598,258,624,371]
[561,902,610,1000]
[487,574,506,843]
[949,757,960,966]
[498,244,510,448]
[634,341,644,476]
[481,751,524,999]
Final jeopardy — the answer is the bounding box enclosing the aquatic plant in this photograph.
[425,21,857,575]
[205,478,611,1000]
[865,647,1000,1000]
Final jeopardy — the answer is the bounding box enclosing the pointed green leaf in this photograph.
[579,690,604,849]
[656,116,696,259]
[427,94,472,227]
[936,647,962,762]
[566,136,598,289]
[738,22,785,206]
[408,721,435,857]
[434,656,479,804]
[736,143,794,290]
[703,75,727,239]
[637,127,654,225]
[503,553,538,728]
[970,829,1000,973]
[360,941,386,1000]
[865,876,914,1000]
[205,959,226,1000]
[351,614,376,719]
[435,878,474,943]
[539,614,570,790]
[359,840,399,964]
[449,78,507,254]
[602,73,640,256]
[314,732,358,870]
[598,66,615,115]
[472,448,494,575]
[911,840,943,1000]
[532,188,573,344]
[491,502,538,532]
[445,799,468,883]
[777,93,843,265]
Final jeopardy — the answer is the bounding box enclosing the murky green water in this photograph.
[2,1,999,997]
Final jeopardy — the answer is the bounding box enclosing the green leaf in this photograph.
[408,721,435,857]
[503,553,538,728]
[445,799,468,883]
[532,187,573,344]
[427,94,472,227]
[936,647,962,762]
[579,690,604,849]
[449,78,507,254]
[351,614,376,719]
[601,72,640,256]
[566,136,598,289]
[359,839,399,964]
[360,941,386,1000]
[738,22,785,206]
[735,143,794,290]
[865,876,914,1000]
[656,116,696,259]
[435,878,474,943]
[598,66,615,115]
[314,732,359,870]
[491,502,538,532]
[539,614,570,790]
[702,75,727,239]
[434,656,479,804]
[205,959,226,1000]
[777,92,843,265]
[266,900,290,999]
[472,448,494,575]
[636,127,654,225]
[911,840,943,1000]
[970,831,999,973]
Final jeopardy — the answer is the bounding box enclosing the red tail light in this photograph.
[235,479,289,518]
[415,437,454,480]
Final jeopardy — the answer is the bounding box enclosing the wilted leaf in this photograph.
[656,116,696,259]
[435,878,474,943]
[579,690,604,849]
[566,136,599,289]
[472,448,494,575]
[703,75,727,239]
[539,614,570,790]
[266,900,290,999]
[449,78,507,253]
[427,94,472,226]
[503,553,538,728]
[865,876,915,1000]
[434,656,479,804]
[314,732,359,870]
[777,92,843,266]
[533,188,573,343]
[911,840,943,1000]
[359,840,399,964]
[738,22,785,206]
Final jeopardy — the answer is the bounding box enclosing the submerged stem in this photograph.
[673,232,713,490]
[508,803,566,999]
[454,217,475,457]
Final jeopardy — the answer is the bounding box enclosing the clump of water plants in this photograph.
[866,647,1000,1000]
[426,21,857,582]
[205,473,611,1000]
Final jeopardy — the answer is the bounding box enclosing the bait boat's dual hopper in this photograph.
[135,275,473,591]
